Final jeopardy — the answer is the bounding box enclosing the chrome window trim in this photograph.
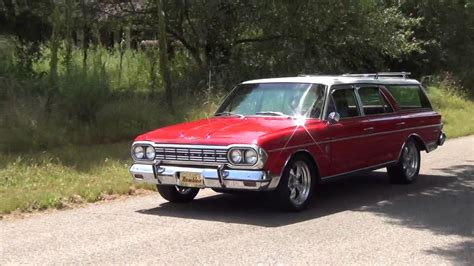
[378,88,395,113]
[354,85,396,116]
[215,82,327,119]
[323,85,363,120]
[353,86,365,116]
[384,84,433,110]
[322,82,431,121]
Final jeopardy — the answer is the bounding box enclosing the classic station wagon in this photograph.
[130,72,446,211]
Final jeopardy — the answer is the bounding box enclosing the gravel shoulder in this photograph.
[1,136,473,264]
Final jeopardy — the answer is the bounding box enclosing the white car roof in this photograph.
[241,75,420,86]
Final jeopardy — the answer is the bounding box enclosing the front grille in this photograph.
[154,146,228,163]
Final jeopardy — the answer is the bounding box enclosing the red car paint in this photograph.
[134,107,442,179]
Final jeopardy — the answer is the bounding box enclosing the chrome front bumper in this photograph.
[129,163,279,191]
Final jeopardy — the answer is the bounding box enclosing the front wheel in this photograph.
[387,140,421,184]
[274,155,317,211]
[157,185,199,203]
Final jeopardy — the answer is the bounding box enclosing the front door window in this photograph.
[327,88,361,119]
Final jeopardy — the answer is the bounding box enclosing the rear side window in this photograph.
[386,85,432,109]
[358,87,393,115]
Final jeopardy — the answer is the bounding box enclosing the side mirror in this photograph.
[327,112,340,124]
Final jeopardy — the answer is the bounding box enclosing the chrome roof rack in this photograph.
[297,74,322,77]
[342,72,411,79]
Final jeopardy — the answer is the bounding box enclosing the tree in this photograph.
[157,0,172,107]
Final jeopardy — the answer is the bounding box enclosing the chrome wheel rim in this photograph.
[175,186,192,194]
[402,143,419,179]
[287,161,311,205]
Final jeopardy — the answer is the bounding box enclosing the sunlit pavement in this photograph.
[1,136,473,264]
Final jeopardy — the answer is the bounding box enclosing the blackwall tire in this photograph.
[274,154,317,211]
[387,140,421,184]
[157,185,199,203]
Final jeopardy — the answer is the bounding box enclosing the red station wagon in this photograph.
[130,72,446,211]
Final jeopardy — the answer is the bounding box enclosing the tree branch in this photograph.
[167,27,203,66]
[233,35,286,45]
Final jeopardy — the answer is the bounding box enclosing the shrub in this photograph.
[57,68,110,123]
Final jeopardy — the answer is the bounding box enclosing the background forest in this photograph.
[1,0,474,213]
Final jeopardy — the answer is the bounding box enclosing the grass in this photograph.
[0,84,474,214]
[1,84,473,215]
[0,142,153,214]
[1,38,472,214]
[428,85,474,138]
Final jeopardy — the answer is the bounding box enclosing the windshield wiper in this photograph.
[214,111,245,118]
[255,111,287,116]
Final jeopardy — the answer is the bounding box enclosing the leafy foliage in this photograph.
[0,0,472,153]
[1,1,473,214]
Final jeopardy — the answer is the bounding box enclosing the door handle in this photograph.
[364,127,374,131]
[396,122,406,126]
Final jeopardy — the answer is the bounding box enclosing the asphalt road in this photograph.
[1,136,473,265]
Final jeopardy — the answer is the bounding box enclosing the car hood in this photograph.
[135,116,315,146]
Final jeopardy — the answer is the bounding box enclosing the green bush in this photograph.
[58,69,110,123]
[0,40,217,152]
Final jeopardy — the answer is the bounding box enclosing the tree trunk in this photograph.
[47,6,61,113]
[82,27,88,73]
[124,23,131,50]
[64,0,74,74]
[80,0,88,73]
[157,0,173,109]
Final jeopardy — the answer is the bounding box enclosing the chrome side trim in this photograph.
[268,123,442,152]
[320,160,397,181]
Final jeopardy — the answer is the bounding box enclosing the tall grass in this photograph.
[0,39,221,214]
[33,47,154,92]
[428,85,474,138]
[0,39,219,152]
[1,37,473,215]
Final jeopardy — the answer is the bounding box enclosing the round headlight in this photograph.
[244,149,258,165]
[133,146,145,159]
[230,149,243,164]
[145,146,155,159]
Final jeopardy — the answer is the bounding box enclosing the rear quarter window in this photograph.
[386,85,432,110]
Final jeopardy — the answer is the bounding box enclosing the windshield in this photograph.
[216,83,326,118]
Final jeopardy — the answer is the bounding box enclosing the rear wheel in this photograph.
[275,155,317,211]
[387,140,420,184]
[156,185,199,203]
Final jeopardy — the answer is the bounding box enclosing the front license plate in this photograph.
[178,172,204,188]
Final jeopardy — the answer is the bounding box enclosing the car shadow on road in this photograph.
[137,162,474,262]
[138,163,472,227]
